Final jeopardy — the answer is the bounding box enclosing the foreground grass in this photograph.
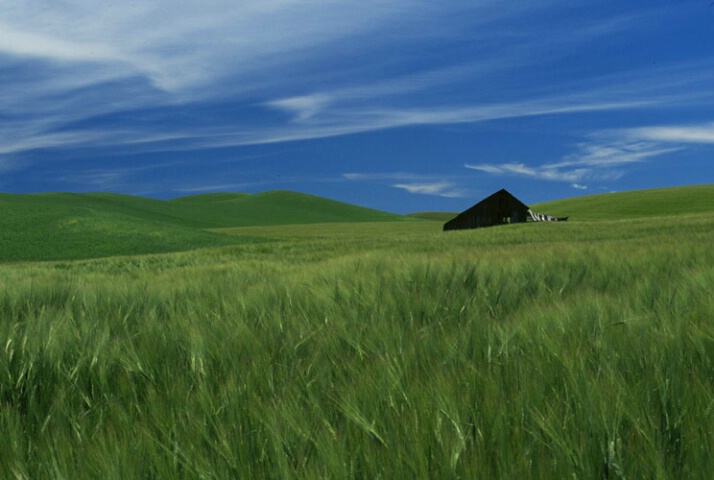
[1,215,713,478]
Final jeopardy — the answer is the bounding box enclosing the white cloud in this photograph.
[392,182,469,198]
[392,182,450,195]
[344,172,447,183]
[230,94,667,151]
[1,1,453,94]
[465,162,591,183]
[343,173,403,182]
[268,95,333,122]
[2,1,508,158]
[173,182,271,194]
[625,123,714,144]
[3,0,714,168]
[466,122,697,187]
[548,142,682,169]
[550,121,714,184]
[0,23,122,63]
[56,161,181,191]
[344,172,470,198]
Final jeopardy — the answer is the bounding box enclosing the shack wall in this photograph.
[443,189,529,231]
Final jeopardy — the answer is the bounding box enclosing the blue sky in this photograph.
[2,1,714,213]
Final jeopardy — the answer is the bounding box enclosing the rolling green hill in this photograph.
[3,188,714,478]
[2,185,712,262]
[171,190,406,226]
[0,190,407,262]
[530,184,714,220]
[406,212,457,222]
[0,193,248,262]
[418,184,714,223]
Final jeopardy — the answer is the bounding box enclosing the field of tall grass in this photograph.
[1,213,713,478]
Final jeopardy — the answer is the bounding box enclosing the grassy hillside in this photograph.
[531,184,714,220]
[0,190,407,262]
[0,193,255,262]
[409,185,714,223]
[2,184,713,262]
[1,185,711,476]
[1,211,713,478]
[406,211,457,221]
[172,190,407,226]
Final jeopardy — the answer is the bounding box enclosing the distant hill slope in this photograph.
[170,190,407,226]
[0,190,407,262]
[4,185,711,262]
[530,184,714,220]
[0,193,247,262]
[406,212,458,222]
[408,184,714,224]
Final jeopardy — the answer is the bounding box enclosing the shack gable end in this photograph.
[443,189,529,231]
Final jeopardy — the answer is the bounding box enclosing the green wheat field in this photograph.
[1,185,713,478]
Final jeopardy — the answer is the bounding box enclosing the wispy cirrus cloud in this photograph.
[263,93,663,146]
[344,172,471,198]
[467,124,694,189]
[623,122,714,144]
[253,49,714,148]
[2,92,660,159]
[4,0,707,161]
[465,162,593,184]
[4,0,714,209]
[546,141,682,171]
[3,1,465,159]
[466,147,670,187]
[392,182,470,198]
[1,1,433,93]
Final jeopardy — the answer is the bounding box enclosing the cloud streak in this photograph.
[3,0,714,206]
[392,182,470,198]
[625,123,714,144]
[467,120,712,189]
[465,162,592,183]
[2,3,697,149]
[3,1,484,99]
[344,173,471,198]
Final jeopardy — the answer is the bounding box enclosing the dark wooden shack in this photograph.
[443,189,529,231]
